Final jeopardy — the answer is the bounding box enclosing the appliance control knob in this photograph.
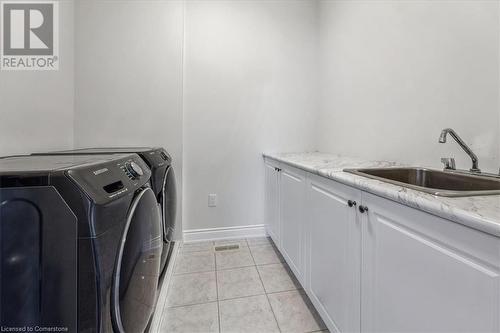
[126,161,144,179]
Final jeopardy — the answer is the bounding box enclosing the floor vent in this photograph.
[214,244,239,251]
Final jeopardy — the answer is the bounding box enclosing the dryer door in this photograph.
[161,166,177,242]
[111,188,162,333]
[0,187,77,331]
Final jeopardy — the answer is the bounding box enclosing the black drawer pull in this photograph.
[359,205,369,214]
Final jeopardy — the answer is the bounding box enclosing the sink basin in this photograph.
[343,167,500,197]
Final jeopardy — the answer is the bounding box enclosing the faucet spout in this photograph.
[438,128,480,173]
[438,130,448,143]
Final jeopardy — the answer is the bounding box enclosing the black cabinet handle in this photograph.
[347,200,357,208]
[359,205,369,214]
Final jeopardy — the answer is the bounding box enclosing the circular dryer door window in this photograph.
[112,187,162,333]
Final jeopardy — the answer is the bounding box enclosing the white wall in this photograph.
[74,0,184,237]
[0,0,75,156]
[3,0,498,235]
[316,0,500,173]
[183,0,318,231]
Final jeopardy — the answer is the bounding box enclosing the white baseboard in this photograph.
[183,224,267,243]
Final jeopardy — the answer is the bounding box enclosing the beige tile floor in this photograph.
[158,237,329,333]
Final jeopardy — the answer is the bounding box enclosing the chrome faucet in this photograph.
[439,128,480,173]
[440,157,456,170]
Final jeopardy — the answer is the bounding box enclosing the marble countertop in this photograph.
[263,152,500,237]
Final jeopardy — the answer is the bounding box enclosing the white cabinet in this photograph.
[361,192,500,333]
[263,158,500,333]
[264,158,280,246]
[280,165,307,281]
[306,174,361,333]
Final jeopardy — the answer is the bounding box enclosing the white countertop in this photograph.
[263,152,500,237]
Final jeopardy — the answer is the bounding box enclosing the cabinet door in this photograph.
[264,160,280,247]
[306,175,361,333]
[280,165,306,280]
[361,192,500,333]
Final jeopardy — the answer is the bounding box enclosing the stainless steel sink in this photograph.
[343,167,500,197]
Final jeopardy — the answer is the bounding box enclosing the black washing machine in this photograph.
[0,154,162,332]
[33,147,177,279]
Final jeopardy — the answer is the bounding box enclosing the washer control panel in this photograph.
[123,161,144,180]
[67,153,151,204]
[145,148,171,167]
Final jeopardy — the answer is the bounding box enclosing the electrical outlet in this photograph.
[208,194,217,207]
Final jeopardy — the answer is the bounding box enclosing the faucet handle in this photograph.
[441,157,456,170]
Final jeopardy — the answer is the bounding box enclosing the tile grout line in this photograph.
[173,251,282,277]
[247,238,282,333]
[164,245,217,309]
[166,300,217,310]
[166,291,270,309]
[179,250,215,254]
[219,290,267,302]
[254,264,282,333]
[254,261,287,267]
[256,246,303,295]
[219,239,267,302]
[214,242,222,333]
[173,248,215,275]
[214,241,255,271]
[266,287,303,296]
[173,269,215,276]
[216,263,255,271]
[167,239,322,333]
